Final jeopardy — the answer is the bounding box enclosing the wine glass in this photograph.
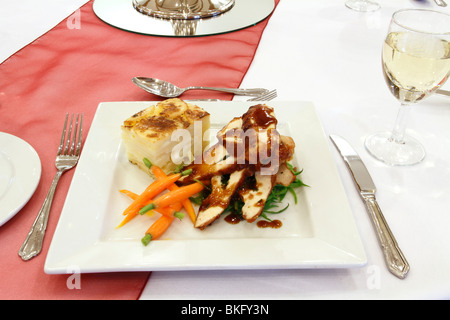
[365,9,450,166]
[345,0,380,12]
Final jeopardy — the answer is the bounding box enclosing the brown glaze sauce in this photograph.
[200,183,233,211]
[253,106,278,128]
[242,105,277,130]
[256,219,282,229]
[224,213,243,225]
[224,213,282,229]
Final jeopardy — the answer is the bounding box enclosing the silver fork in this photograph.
[247,89,277,101]
[19,113,83,261]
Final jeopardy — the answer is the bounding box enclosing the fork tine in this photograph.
[264,90,277,101]
[57,113,69,156]
[262,90,275,100]
[269,89,277,99]
[75,114,83,156]
[68,114,79,156]
[247,89,277,101]
[63,114,74,155]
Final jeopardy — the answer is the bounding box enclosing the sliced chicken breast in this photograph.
[195,169,248,229]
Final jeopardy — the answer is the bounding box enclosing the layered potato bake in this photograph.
[121,98,210,174]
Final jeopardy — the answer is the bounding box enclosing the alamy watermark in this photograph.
[366,264,381,290]
[66,9,81,30]
[66,265,81,290]
[170,121,281,175]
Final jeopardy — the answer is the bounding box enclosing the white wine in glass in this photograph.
[345,0,380,12]
[365,9,450,166]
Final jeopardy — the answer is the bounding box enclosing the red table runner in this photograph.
[0,0,278,299]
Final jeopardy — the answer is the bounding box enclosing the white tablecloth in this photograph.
[2,0,449,300]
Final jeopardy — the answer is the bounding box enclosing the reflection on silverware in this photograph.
[247,89,277,101]
[132,0,235,20]
[330,134,410,279]
[132,77,269,98]
[436,89,450,97]
[19,113,83,261]
[171,18,198,36]
[434,0,447,7]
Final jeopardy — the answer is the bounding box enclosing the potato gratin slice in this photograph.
[121,98,210,174]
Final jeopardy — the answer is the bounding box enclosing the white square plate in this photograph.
[45,101,366,274]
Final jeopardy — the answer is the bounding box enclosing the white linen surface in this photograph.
[2,0,449,299]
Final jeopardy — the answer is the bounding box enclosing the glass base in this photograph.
[345,0,380,12]
[365,132,425,166]
[133,0,235,20]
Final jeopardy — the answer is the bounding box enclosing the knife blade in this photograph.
[330,134,410,279]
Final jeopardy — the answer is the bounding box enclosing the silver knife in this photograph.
[330,134,410,279]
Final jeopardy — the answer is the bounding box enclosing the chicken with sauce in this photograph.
[179,104,296,230]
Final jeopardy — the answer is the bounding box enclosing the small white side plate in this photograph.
[0,133,41,227]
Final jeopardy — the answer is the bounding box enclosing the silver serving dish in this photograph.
[132,0,235,20]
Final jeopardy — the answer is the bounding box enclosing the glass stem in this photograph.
[389,103,410,144]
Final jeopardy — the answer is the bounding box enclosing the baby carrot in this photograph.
[116,207,145,228]
[139,182,204,215]
[122,172,181,216]
[151,165,197,224]
[117,162,194,229]
[182,199,197,224]
[141,215,175,246]
[119,189,138,200]
[141,202,183,246]
[117,200,183,229]
[151,166,178,191]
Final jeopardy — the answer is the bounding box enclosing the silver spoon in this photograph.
[132,77,269,98]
